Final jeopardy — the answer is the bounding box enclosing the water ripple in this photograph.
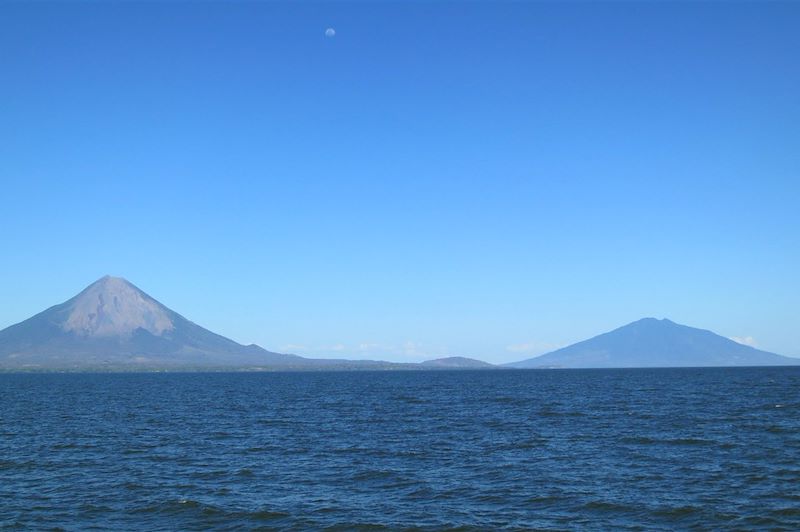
[1,367,799,529]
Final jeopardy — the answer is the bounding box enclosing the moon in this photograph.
[325,28,336,38]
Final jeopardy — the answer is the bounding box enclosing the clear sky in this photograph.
[1,2,798,363]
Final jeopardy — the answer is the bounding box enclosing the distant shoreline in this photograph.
[2,364,799,374]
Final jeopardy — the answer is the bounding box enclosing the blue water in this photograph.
[2,368,799,530]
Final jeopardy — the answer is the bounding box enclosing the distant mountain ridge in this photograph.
[507,318,798,368]
[1,279,795,370]
[0,276,490,370]
[420,357,494,368]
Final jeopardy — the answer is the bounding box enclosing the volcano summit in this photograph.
[0,276,303,369]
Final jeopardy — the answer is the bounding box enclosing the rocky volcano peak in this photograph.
[0,276,304,368]
[62,275,174,338]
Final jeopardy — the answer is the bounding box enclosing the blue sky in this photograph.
[1,2,798,363]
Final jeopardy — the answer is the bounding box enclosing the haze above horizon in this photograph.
[1,2,798,363]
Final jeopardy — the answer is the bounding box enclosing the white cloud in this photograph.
[277,340,451,362]
[358,343,384,352]
[730,336,758,347]
[280,343,345,355]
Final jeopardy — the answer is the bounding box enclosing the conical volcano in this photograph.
[61,276,174,338]
[0,276,302,369]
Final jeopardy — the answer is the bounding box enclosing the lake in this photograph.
[1,368,799,530]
